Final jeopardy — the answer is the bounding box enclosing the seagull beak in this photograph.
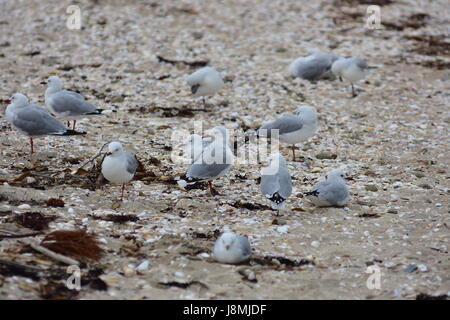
[106,152,112,156]
[3,99,11,103]
[202,135,212,139]
[40,81,47,85]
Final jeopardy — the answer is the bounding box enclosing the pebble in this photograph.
[17,204,31,210]
[311,241,321,248]
[365,184,378,192]
[136,260,150,272]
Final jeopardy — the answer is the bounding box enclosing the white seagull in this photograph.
[331,57,370,97]
[101,141,139,201]
[5,93,85,155]
[187,67,224,108]
[289,50,341,81]
[305,167,349,207]
[213,232,252,264]
[260,153,293,213]
[178,126,233,196]
[43,76,110,130]
[258,105,318,161]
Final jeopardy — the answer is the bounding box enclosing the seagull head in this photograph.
[106,141,123,156]
[220,232,236,251]
[6,93,29,107]
[327,167,346,181]
[295,105,317,119]
[268,152,286,167]
[42,76,63,90]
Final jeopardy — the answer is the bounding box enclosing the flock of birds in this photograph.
[3,49,371,264]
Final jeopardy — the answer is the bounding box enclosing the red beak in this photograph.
[4,99,11,103]
[40,81,47,85]
[106,152,112,156]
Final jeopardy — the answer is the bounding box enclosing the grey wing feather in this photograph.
[277,168,292,199]
[125,151,139,175]
[260,114,303,136]
[187,162,230,180]
[314,181,348,205]
[260,173,280,197]
[14,106,67,135]
[238,235,251,257]
[49,91,97,115]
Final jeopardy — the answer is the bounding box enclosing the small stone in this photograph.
[418,183,432,189]
[387,208,398,214]
[136,260,150,272]
[311,241,320,248]
[405,264,417,273]
[123,266,135,277]
[17,204,31,210]
[0,205,11,213]
[365,184,378,192]
[111,96,124,103]
[413,171,425,178]
[435,203,442,207]
[417,264,428,272]
[315,152,337,160]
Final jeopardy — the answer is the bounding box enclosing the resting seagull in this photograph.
[5,93,85,155]
[258,105,317,161]
[213,232,251,264]
[305,167,349,207]
[260,153,293,213]
[187,67,224,108]
[289,50,341,81]
[101,141,139,201]
[43,76,110,130]
[178,126,233,196]
[331,57,370,97]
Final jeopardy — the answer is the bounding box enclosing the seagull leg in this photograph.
[72,120,77,130]
[120,183,125,201]
[351,83,357,98]
[202,97,206,108]
[67,121,71,128]
[29,137,34,155]
[291,145,296,161]
[208,181,220,196]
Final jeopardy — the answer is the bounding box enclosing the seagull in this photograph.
[178,126,233,196]
[213,232,251,264]
[305,167,349,207]
[101,142,139,201]
[331,57,370,97]
[260,153,293,213]
[43,76,111,130]
[258,105,318,161]
[5,93,86,155]
[289,50,341,81]
[187,67,224,108]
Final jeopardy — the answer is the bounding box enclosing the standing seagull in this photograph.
[331,57,370,97]
[289,50,341,81]
[184,134,213,163]
[187,67,224,108]
[43,76,109,130]
[260,153,293,213]
[213,232,252,264]
[5,93,85,155]
[305,167,349,207]
[101,142,138,201]
[178,126,233,196]
[258,105,318,161]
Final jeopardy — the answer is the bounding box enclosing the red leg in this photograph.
[29,137,34,155]
[72,120,76,130]
[208,181,220,196]
[120,183,125,201]
[67,121,70,128]
[292,145,296,161]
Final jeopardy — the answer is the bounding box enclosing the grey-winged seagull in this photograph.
[305,167,349,207]
[260,153,293,213]
[331,57,370,97]
[43,76,110,130]
[213,232,251,264]
[258,105,317,161]
[187,67,224,108]
[101,141,139,201]
[5,93,85,154]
